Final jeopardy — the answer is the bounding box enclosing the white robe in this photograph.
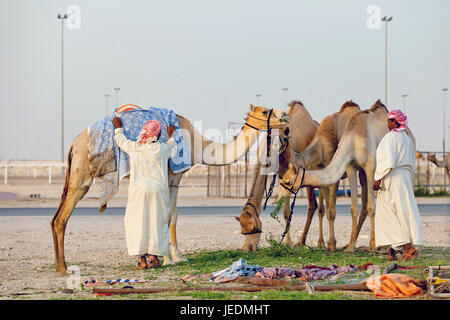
[374,130,424,248]
[114,128,177,257]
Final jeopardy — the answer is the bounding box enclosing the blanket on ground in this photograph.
[210,259,361,283]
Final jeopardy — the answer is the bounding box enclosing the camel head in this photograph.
[416,151,425,161]
[245,105,289,131]
[427,153,437,162]
[235,204,262,251]
[273,163,302,203]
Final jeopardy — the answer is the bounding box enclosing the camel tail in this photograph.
[307,134,354,187]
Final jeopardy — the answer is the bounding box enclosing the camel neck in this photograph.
[202,125,259,165]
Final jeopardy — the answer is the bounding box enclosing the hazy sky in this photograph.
[1,0,449,160]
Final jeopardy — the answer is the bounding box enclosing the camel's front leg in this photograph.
[164,173,185,265]
[344,166,359,252]
[317,187,328,249]
[281,196,293,246]
[326,182,339,252]
[297,187,317,247]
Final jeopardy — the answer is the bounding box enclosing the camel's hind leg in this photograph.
[50,133,93,274]
[355,169,369,243]
[343,166,360,252]
[297,187,318,247]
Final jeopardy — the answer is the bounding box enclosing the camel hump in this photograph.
[340,100,360,112]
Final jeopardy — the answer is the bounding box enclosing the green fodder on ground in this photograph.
[90,244,450,300]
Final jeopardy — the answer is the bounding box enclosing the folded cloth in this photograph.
[212,259,262,283]
[254,267,296,279]
[363,273,423,298]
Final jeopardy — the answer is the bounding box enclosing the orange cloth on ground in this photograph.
[362,273,423,298]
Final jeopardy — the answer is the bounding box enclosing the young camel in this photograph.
[286,100,364,252]
[50,105,288,274]
[274,100,416,252]
[235,101,322,251]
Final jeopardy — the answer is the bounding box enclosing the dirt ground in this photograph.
[0,211,449,300]
[0,178,448,299]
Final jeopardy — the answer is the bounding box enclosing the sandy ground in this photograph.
[0,212,449,300]
[0,178,449,299]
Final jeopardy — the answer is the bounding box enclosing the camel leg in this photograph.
[343,166,359,252]
[326,182,339,252]
[361,164,376,252]
[317,187,329,249]
[354,169,369,240]
[297,187,318,247]
[281,197,293,246]
[50,141,93,274]
[164,172,185,265]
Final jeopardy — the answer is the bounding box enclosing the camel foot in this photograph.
[343,244,356,253]
[171,247,187,263]
[283,238,293,247]
[56,264,68,275]
[327,243,337,252]
[163,256,175,266]
[294,242,305,249]
[317,240,325,249]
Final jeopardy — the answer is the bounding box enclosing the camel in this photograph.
[274,100,416,252]
[427,153,450,180]
[50,105,288,274]
[235,101,322,251]
[282,100,364,252]
[416,151,425,161]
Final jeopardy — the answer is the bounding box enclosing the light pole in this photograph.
[256,94,261,105]
[114,87,120,110]
[382,16,393,106]
[443,88,448,191]
[282,88,288,106]
[57,13,68,162]
[402,94,408,112]
[104,94,110,116]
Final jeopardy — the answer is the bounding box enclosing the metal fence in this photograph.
[206,150,449,198]
[0,162,65,184]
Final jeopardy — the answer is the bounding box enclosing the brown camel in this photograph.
[283,100,364,252]
[50,105,288,274]
[416,151,425,161]
[427,153,450,181]
[274,100,416,251]
[235,101,322,250]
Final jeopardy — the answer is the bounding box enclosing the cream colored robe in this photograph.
[374,130,424,248]
[114,128,177,257]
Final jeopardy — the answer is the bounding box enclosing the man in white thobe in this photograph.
[112,117,177,269]
[373,109,423,261]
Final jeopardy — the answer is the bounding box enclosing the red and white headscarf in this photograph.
[137,120,161,144]
[387,110,408,132]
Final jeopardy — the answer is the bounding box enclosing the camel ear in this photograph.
[250,104,255,111]
[288,163,296,171]
[235,216,240,222]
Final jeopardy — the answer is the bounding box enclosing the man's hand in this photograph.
[112,117,122,128]
[373,179,381,191]
[166,125,175,138]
